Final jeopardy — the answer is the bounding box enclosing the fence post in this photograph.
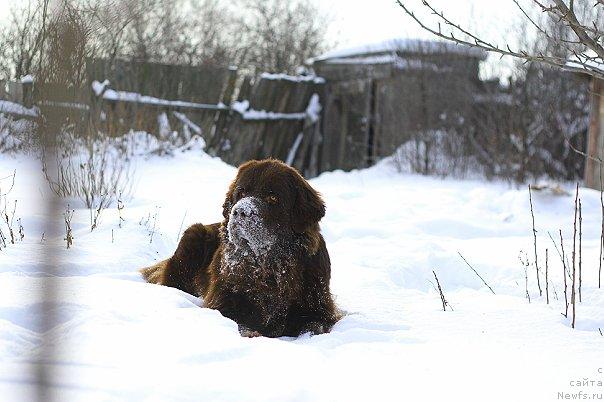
[22,81,34,108]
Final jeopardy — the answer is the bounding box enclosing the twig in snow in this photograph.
[560,229,568,318]
[519,251,531,303]
[457,251,496,294]
[528,185,542,296]
[548,231,563,261]
[0,170,16,197]
[117,192,125,228]
[570,183,579,329]
[90,203,102,232]
[598,163,604,289]
[432,270,452,311]
[545,248,549,305]
[578,199,582,303]
[2,200,15,244]
[64,205,74,249]
[17,218,24,241]
[149,207,159,244]
[139,212,150,226]
[177,210,188,242]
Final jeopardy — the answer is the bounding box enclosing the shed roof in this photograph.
[310,38,487,64]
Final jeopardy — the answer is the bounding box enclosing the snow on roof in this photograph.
[320,54,453,72]
[564,53,604,77]
[310,38,487,64]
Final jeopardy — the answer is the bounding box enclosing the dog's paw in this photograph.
[239,327,263,338]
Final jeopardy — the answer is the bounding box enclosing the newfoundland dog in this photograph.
[141,159,339,337]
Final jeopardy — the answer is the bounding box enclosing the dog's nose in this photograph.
[231,197,259,220]
[232,204,255,218]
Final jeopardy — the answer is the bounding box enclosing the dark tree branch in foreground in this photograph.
[396,0,604,80]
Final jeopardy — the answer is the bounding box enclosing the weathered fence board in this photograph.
[213,74,324,172]
[585,78,603,189]
[86,58,230,104]
[321,78,372,173]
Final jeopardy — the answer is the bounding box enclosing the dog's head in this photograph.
[222,159,325,255]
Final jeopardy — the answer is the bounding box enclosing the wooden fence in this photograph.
[212,74,324,177]
[0,60,328,177]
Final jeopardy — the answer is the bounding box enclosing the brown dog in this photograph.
[141,159,340,337]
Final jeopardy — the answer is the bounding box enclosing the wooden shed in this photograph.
[585,77,604,190]
[310,38,487,172]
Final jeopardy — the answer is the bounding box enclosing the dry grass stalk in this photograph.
[578,199,582,303]
[457,251,496,295]
[64,205,74,249]
[528,185,542,296]
[559,229,568,318]
[519,251,531,303]
[571,183,579,329]
[432,270,452,311]
[545,248,549,305]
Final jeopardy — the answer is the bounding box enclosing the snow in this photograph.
[310,38,487,64]
[38,100,90,110]
[0,136,603,401]
[227,197,276,257]
[231,99,250,114]
[92,80,229,111]
[0,101,39,117]
[0,114,37,152]
[565,52,604,76]
[232,93,322,122]
[91,79,110,96]
[231,99,306,121]
[260,72,325,84]
[20,75,33,84]
[305,93,321,123]
[173,111,202,135]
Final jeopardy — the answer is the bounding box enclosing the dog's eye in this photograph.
[235,187,245,198]
[266,194,278,204]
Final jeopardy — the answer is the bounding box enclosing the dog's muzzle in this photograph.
[227,197,276,255]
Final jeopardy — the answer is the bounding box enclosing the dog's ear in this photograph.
[222,161,256,219]
[291,171,325,234]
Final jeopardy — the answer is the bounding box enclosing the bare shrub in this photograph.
[0,170,22,249]
[0,115,38,154]
[42,131,134,230]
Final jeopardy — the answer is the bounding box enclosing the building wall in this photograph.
[315,54,480,172]
[585,79,604,190]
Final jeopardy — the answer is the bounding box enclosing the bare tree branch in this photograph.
[396,0,604,80]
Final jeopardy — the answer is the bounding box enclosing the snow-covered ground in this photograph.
[0,133,602,401]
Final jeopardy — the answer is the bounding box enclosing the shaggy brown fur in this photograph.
[141,159,340,337]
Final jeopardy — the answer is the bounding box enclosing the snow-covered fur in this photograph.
[141,159,339,337]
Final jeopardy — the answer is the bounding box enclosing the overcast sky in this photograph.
[319,0,523,79]
[321,0,518,47]
[0,0,523,78]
